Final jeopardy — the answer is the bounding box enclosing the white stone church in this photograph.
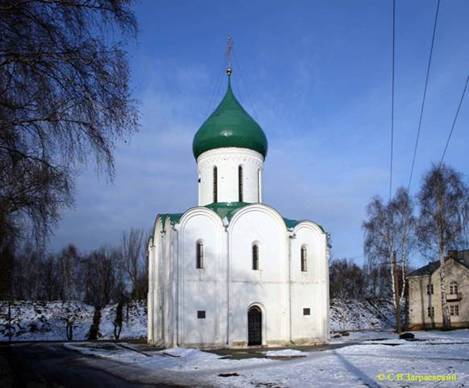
[147,70,329,348]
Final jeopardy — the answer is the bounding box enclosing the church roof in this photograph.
[156,203,325,233]
[192,78,268,159]
[159,213,184,230]
[205,201,247,221]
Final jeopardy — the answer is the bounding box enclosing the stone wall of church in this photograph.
[228,205,290,346]
[197,148,264,205]
[148,204,329,348]
[177,208,226,347]
[290,223,329,343]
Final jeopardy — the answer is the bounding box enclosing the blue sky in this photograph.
[50,0,469,267]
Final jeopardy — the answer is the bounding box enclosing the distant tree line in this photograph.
[2,227,148,307]
[329,258,367,300]
[329,256,404,301]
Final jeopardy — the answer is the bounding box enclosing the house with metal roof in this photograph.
[407,250,469,330]
[147,63,329,349]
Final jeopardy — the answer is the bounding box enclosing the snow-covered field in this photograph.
[0,300,146,341]
[1,300,467,386]
[0,298,393,341]
[66,330,469,387]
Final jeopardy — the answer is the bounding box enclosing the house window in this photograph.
[450,305,459,316]
[252,243,259,270]
[303,308,311,316]
[213,166,218,203]
[196,241,204,269]
[427,307,434,318]
[197,310,206,319]
[426,284,434,295]
[238,165,243,202]
[449,281,458,295]
[301,245,308,272]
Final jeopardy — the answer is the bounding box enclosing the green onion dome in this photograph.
[193,78,268,159]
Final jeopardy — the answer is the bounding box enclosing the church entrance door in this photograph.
[248,306,262,346]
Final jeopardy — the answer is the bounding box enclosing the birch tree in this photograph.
[363,187,415,333]
[417,164,469,329]
[121,228,147,299]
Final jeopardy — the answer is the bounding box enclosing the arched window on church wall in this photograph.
[301,245,308,272]
[213,166,218,203]
[196,240,204,269]
[238,165,243,202]
[252,243,259,270]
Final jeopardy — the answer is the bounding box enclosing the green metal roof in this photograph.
[158,213,183,231]
[155,205,326,234]
[283,218,301,229]
[192,78,268,159]
[205,201,248,220]
[283,218,326,233]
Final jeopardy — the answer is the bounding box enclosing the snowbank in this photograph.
[330,298,395,332]
[0,298,393,341]
[0,300,146,341]
[264,349,307,357]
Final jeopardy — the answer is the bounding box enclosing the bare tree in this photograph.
[417,164,469,329]
[364,262,391,299]
[40,254,63,300]
[363,197,390,298]
[56,244,80,301]
[363,188,415,333]
[121,228,147,299]
[388,188,415,325]
[0,0,138,251]
[329,258,366,300]
[0,243,15,299]
[84,247,119,307]
[11,244,43,300]
[113,299,125,340]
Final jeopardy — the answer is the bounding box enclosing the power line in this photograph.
[407,0,440,191]
[439,76,469,166]
[205,57,225,118]
[233,51,259,121]
[389,0,396,202]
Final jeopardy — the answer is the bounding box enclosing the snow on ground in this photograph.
[66,330,469,387]
[264,349,307,357]
[0,298,393,341]
[0,301,94,341]
[98,302,147,340]
[0,300,146,341]
[329,299,394,332]
[330,329,396,344]
[65,342,270,373]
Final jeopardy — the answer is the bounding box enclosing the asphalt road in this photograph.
[0,343,175,388]
[0,340,365,387]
